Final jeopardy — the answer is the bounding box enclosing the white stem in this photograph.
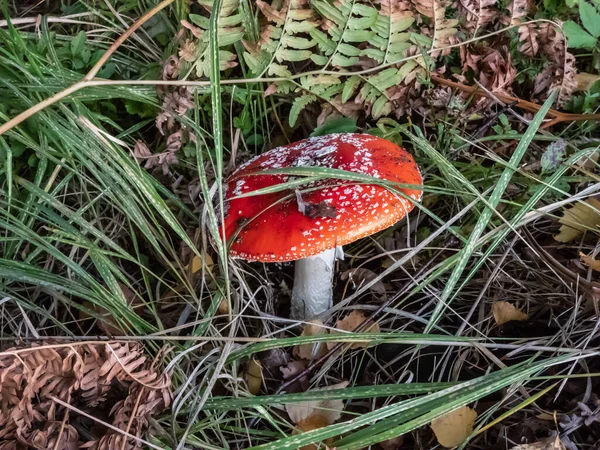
[291,247,342,320]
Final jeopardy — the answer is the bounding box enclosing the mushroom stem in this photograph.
[291,247,342,320]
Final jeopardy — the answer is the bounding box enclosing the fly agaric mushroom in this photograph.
[222,133,422,320]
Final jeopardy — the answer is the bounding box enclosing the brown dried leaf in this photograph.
[458,0,498,34]
[180,19,202,38]
[256,0,287,24]
[519,24,539,56]
[553,52,578,107]
[294,320,328,360]
[575,72,600,91]
[340,268,388,295]
[327,311,380,350]
[179,39,197,62]
[510,435,566,450]
[554,199,600,243]
[503,0,531,26]
[580,252,600,271]
[479,47,517,94]
[492,301,528,325]
[430,406,477,447]
[161,55,180,81]
[295,414,335,450]
[280,360,308,392]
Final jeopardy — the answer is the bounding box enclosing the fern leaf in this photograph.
[458,0,498,35]
[431,0,459,56]
[290,95,317,126]
[183,0,244,78]
[342,75,362,103]
[372,95,392,118]
[250,0,319,74]
[373,1,414,63]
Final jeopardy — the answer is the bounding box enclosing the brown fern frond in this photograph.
[458,0,498,35]
[0,341,170,450]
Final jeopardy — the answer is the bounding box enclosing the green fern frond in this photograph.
[185,0,245,77]
[289,94,318,126]
[245,0,320,77]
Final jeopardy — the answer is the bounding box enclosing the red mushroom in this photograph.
[222,133,422,320]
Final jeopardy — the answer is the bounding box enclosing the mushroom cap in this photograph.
[222,133,422,262]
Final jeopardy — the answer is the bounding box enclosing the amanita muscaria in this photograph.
[222,133,422,320]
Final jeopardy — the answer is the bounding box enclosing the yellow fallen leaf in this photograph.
[218,297,230,315]
[576,150,599,170]
[327,311,380,350]
[492,301,528,326]
[430,406,477,447]
[580,252,600,271]
[510,435,566,450]
[554,199,600,243]
[295,415,334,450]
[246,359,262,395]
[294,319,328,360]
[575,72,600,91]
[189,252,214,274]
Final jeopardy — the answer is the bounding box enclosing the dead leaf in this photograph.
[575,150,599,170]
[286,382,348,425]
[294,320,328,360]
[510,435,566,450]
[246,359,262,395]
[280,360,308,393]
[295,415,335,450]
[327,311,380,350]
[189,252,214,274]
[575,72,600,91]
[340,268,388,295]
[430,406,477,447]
[380,435,405,450]
[554,199,600,243]
[580,252,600,271]
[218,298,230,315]
[492,301,528,325]
[0,342,170,449]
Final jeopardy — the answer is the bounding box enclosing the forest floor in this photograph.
[1,0,600,449]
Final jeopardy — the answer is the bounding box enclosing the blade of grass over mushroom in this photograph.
[236,165,466,245]
[249,167,452,195]
[424,92,557,333]
[248,354,578,450]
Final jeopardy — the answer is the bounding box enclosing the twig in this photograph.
[432,75,600,129]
